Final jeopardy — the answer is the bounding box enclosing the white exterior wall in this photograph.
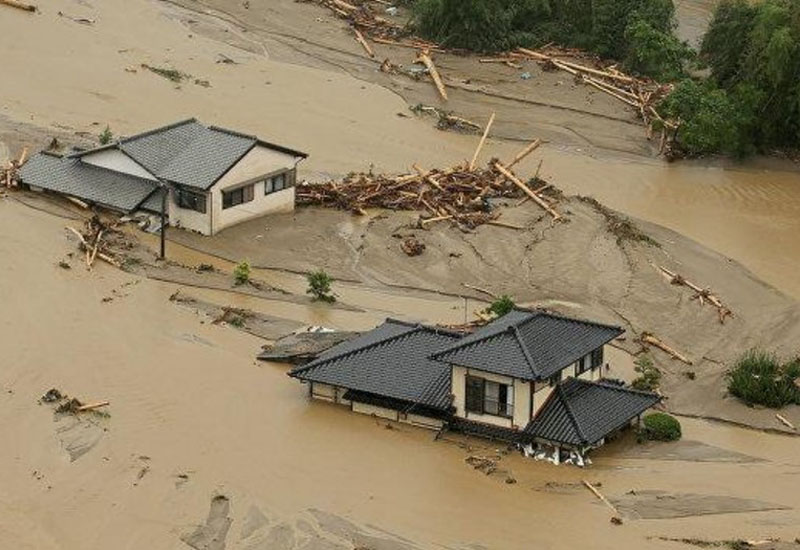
[80,149,157,180]
[211,145,299,234]
[531,381,555,418]
[352,401,400,421]
[451,365,532,429]
[169,189,212,234]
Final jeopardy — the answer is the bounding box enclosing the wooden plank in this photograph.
[583,480,620,515]
[77,401,110,412]
[0,0,36,11]
[469,112,495,171]
[353,27,375,58]
[416,51,448,101]
[506,139,542,170]
[493,162,561,221]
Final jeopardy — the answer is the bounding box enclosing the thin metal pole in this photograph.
[160,184,167,259]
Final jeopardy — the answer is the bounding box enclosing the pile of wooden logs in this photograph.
[66,215,123,269]
[314,0,416,43]
[296,134,562,229]
[2,147,28,189]
[509,47,677,151]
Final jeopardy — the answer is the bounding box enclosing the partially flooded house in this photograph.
[19,119,307,235]
[289,309,660,455]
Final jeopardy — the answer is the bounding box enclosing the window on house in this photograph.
[575,354,590,376]
[549,370,563,387]
[176,188,207,213]
[265,172,289,195]
[591,346,604,368]
[465,375,514,417]
[222,184,254,209]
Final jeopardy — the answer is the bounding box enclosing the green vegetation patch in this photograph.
[727,348,800,408]
[641,412,681,441]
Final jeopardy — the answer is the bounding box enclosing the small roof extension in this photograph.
[289,319,461,412]
[524,378,661,447]
[431,309,624,381]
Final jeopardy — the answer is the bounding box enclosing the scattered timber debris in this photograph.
[512,47,677,154]
[1,147,28,188]
[258,329,360,364]
[40,388,110,416]
[410,104,481,133]
[212,306,252,327]
[57,11,96,24]
[0,0,36,12]
[775,413,796,431]
[575,196,659,247]
[640,332,693,365]
[400,236,425,256]
[658,266,733,324]
[415,50,448,101]
[65,215,125,269]
[297,134,562,230]
[465,455,498,475]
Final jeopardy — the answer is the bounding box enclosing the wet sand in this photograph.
[2,0,800,548]
[2,197,800,550]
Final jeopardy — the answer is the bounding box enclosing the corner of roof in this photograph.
[67,141,122,159]
[554,381,588,444]
[207,124,258,142]
[511,325,539,379]
[538,310,625,335]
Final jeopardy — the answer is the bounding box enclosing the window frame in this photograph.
[264,170,294,196]
[591,346,604,369]
[175,187,207,214]
[222,183,255,209]
[464,374,514,419]
[549,370,563,387]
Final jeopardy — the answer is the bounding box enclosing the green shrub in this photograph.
[306,269,335,303]
[233,260,251,286]
[486,295,515,318]
[623,19,693,80]
[631,354,661,391]
[726,348,800,408]
[642,412,681,441]
[99,126,113,145]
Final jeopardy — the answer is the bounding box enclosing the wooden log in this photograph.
[353,27,375,58]
[0,0,36,11]
[506,139,542,170]
[582,480,620,515]
[17,146,29,167]
[469,112,495,171]
[371,37,445,53]
[66,226,89,247]
[493,162,561,221]
[641,332,692,365]
[420,214,453,226]
[412,164,444,191]
[330,0,357,11]
[77,401,110,412]
[416,51,448,101]
[66,196,89,209]
[88,229,104,268]
[486,220,524,230]
[776,413,795,431]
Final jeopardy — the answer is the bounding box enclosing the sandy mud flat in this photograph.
[1,0,800,548]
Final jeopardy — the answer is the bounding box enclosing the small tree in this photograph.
[307,269,335,303]
[486,295,515,318]
[641,412,681,441]
[631,354,661,391]
[233,260,251,286]
[99,125,113,145]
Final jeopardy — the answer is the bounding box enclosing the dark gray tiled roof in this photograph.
[19,152,158,212]
[524,378,660,447]
[432,309,623,381]
[289,320,461,410]
[139,188,166,213]
[72,118,308,191]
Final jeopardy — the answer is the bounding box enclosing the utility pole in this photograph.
[159,182,167,260]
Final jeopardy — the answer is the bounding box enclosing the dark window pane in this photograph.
[465,376,484,414]
[265,178,274,194]
[591,347,604,368]
[549,370,562,387]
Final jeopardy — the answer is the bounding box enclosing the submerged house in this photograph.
[19,119,307,235]
[289,309,660,454]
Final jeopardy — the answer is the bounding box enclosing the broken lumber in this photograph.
[0,0,36,11]
[66,196,89,209]
[658,266,733,324]
[506,139,542,170]
[353,27,374,58]
[493,162,561,221]
[469,112,495,171]
[77,401,110,412]
[582,480,620,515]
[640,332,692,365]
[776,413,795,431]
[416,51,448,101]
